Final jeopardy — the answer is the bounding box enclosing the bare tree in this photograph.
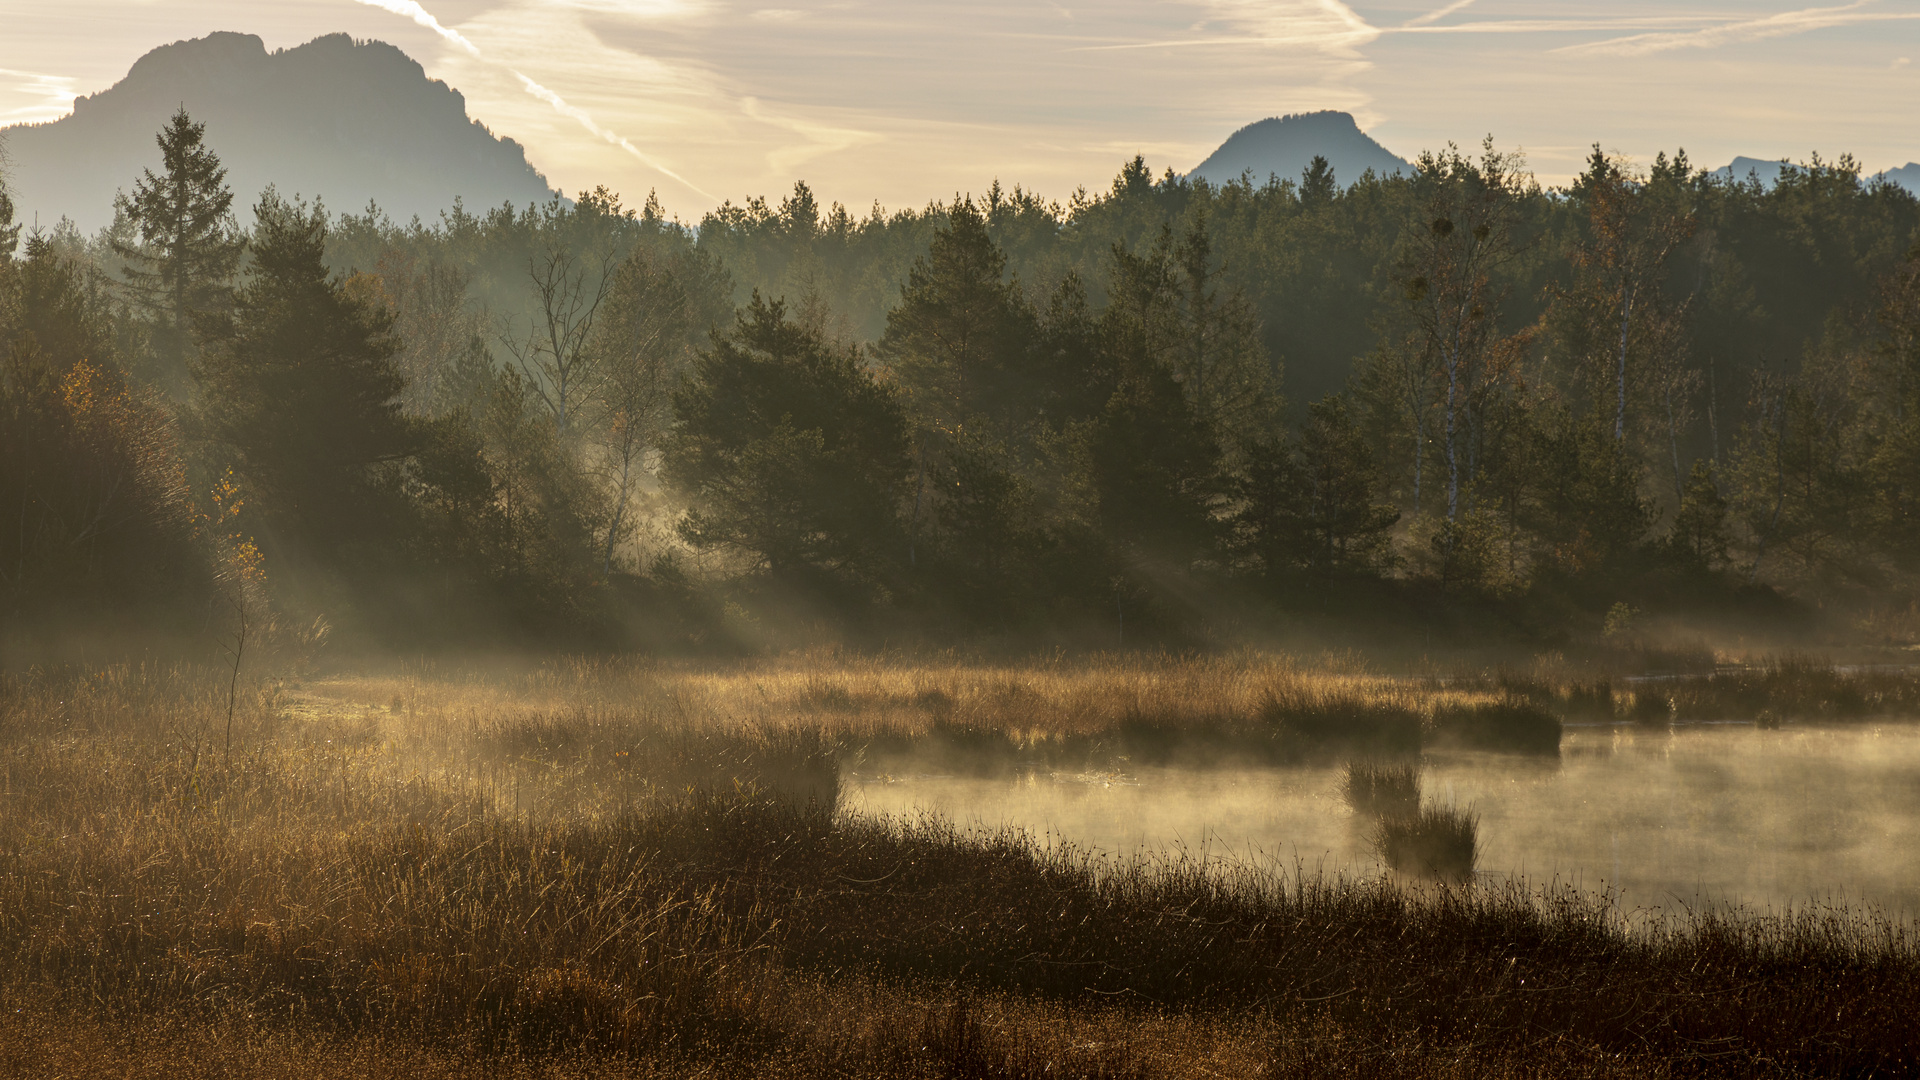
[502,241,616,436]
[376,253,485,415]
[1395,139,1527,523]
[587,249,696,574]
[1562,148,1697,444]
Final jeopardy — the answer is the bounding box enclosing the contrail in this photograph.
[350,0,715,200]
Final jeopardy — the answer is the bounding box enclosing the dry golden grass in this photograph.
[6,654,1920,1077]
[292,650,1506,758]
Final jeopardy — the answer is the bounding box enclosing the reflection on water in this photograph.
[841,724,1920,914]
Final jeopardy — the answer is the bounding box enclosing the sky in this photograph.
[1,0,1917,219]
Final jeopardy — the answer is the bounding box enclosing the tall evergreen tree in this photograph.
[0,156,19,260]
[1239,396,1399,586]
[194,193,416,577]
[664,294,911,595]
[1104,216,1276,462]
[878,197,1038,445]
[112,108,246,389]
[1554,147,1696,446]
[1393,140,1526,524]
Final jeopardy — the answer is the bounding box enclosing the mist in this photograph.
[10,52,1920,1079]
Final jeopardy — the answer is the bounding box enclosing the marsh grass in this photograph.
[1628,687,1675,725]
[1344,761,1422,819]
[1427,699,1563,753]
[1376,805,1480,882]
[8,660,1920,1077]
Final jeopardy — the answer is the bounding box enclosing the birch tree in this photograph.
[1393,140,1526,523]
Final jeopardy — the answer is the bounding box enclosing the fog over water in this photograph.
[844,724,1920,916]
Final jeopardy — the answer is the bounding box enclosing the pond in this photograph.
[841,722,1920,915]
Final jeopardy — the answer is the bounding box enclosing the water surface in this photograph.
[842,723,1920,914]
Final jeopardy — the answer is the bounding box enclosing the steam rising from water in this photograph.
[844,724,1920,914]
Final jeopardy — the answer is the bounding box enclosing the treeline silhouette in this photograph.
[5,109,1920,655]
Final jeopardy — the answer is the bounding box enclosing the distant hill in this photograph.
[1188,111,1409,189]
[1711,154,1920,195]
[1,32,558,233]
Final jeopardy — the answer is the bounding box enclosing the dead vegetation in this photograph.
[4,655,1920,1077]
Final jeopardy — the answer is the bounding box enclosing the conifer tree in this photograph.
[664,294,911,594]
[878,197,1038,445]
[0,154,18,260]
[1664,459,1731,573]
[1104,215,1276,462]
[194,192,415,573]
[1555,147,1696,445]
[1239,396,1398,587]
[112,108,246,387]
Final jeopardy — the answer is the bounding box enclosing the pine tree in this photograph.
[1104,215,1277,462]
[663,294,911,594]
[1664,459,1731,573]
[1394,140,1526,524]
[1239,396,1399,586]
[878,197,1037,445]
[0,156,19,260]
[1554,146,1696,446]
[112,108,246,389]
[194,192,416,574]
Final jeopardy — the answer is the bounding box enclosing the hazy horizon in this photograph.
[2,0,1917,223]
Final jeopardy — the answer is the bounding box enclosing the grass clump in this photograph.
[1375,805,1479,882]
[1260,686,1422,757]
[1627,687,1675,725]
[1428,699,1562,754]
[1343,761,1421,819]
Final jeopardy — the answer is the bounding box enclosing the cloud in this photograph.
[351,0,715,199]
[350,0,484,57]
[1405,0,1477,29]
[0,66,79,124]
[1555,2,1920,57]
[1076,0,1378,54]
[742,96,882,174]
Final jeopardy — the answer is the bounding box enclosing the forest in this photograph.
[6,108,1920,659]
[12,109,1920,1079]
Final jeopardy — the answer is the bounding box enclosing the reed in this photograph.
[1375,804,1480,882]
[1343,761,1422,819]
[7,660,1920,1077]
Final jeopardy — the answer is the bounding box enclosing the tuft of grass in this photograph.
[1260,687,1423,757]
[1627,687,1674,725]
[1343,761,1422,819]
[1559,680,1618,722]
[1428,699,1562,754]
[1375,805,1479,882]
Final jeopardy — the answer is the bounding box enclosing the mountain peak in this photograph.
[1710,155,1920,196]
[1188,111,1409,189]
[5,32,558,232]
